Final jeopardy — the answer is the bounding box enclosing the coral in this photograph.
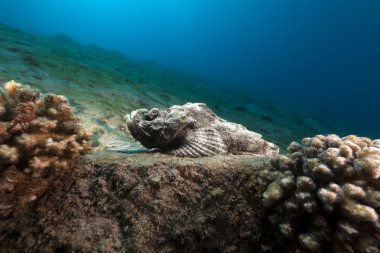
[0,80,91,217]
[126,103,279,157]
[259,134,380,253]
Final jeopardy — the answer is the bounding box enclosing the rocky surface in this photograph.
[0,152,271,253]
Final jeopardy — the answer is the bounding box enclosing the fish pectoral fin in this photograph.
[167,128,227,157]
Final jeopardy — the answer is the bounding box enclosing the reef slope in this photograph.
[0,152,270,253]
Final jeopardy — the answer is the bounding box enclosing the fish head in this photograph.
[125,106,195,149]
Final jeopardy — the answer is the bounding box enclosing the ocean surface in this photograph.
[0,0,379,147]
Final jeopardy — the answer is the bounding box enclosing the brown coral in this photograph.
[259,134,380,253]
[0,80,91,217]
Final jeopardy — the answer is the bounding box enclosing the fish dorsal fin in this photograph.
[167,128,227,157]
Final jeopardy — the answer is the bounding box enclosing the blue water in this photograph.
[0,0,379,138]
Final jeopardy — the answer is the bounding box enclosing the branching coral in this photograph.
[259,134,380,253]
[0,80,91,217]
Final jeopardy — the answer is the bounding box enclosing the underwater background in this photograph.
[1,2,380,252]
[0,0,379,149]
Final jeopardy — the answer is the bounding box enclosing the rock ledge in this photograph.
[1,152,270,253]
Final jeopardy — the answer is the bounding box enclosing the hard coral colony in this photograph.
[0,81,91,217]
[260,134,380,253]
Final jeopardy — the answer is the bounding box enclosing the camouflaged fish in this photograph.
[125,103,279,157]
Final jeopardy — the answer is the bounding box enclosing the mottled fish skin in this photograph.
[125,103,279,157]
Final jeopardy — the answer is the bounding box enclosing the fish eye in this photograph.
[149,108,159,119]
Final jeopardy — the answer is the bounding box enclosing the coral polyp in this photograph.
[0,80,92,217]
[260,134,380,253]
